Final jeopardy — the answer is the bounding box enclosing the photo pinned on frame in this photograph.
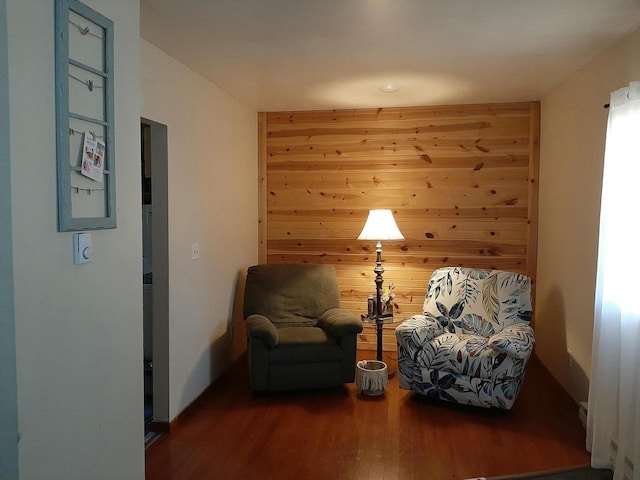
[80,132,105,183]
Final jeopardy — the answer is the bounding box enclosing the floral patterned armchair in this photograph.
[395,267,534,409]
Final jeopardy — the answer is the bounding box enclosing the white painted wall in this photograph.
[6,1,143,478]
[140,39,258,420]
[537,26,640,402]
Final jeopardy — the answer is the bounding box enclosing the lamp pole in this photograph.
[374,240,384,362]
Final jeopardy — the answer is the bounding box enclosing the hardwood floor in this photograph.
[145,351,590,480]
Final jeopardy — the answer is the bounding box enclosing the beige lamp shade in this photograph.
[357,209,404,241]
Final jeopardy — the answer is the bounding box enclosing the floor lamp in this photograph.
[357,209,404,361]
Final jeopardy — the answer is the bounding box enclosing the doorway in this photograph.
[141,118,169,444]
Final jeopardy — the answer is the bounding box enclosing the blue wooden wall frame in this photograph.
[55,0,116,231]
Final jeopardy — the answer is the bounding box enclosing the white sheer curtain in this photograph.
[588,81,640,480]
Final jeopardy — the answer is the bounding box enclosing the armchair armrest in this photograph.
[488,323,535,359]
[245,314,279,348]
[317,308,363,337]
[395,314,444,356]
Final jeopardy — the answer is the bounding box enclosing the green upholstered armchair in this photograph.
[243,263,363,392]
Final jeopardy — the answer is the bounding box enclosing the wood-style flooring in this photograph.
[145,351,590,480]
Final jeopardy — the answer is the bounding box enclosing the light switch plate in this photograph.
[191,243,200,260]
[73,233,92,265]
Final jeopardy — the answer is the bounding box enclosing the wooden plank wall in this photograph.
[260,103,540,351]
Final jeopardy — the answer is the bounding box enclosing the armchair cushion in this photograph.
[318,308,363,337]
[488,323,535,359]
[396,314,444,354]
[270,327,342,364]
[245,314,279,348]
[422,268,532,335]
[417,333,493,379]
[244,263,340,326]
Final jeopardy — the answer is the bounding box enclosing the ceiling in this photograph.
[140,0,640,112]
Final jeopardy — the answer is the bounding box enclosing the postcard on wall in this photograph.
[80,133,105,183]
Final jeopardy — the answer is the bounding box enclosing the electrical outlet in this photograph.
[191,243,200,260]
[579,401,588,428]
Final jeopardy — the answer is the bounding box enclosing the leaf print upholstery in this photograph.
[482,274,501,322]
[488,323,535,359]
[396,267,535,410]
[459,313,495,337]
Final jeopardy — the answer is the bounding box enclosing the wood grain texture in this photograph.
[258,112,268,263]
[145,352,590,480]
[263,103,540,337]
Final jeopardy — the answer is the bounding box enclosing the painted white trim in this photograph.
[0,0,20,477]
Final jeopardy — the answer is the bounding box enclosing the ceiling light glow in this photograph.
[379,84,400,93]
